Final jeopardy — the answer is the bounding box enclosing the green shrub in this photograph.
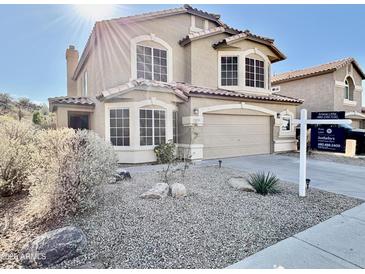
[247,171,280,195]
[154,140,176,164]
[27,128,118,221]
[32,111,42,125]
[0,117,35,196]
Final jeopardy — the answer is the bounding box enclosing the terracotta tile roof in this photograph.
[212,30,286,62]
[98,79,302,104]
[48,96,95,107]
[176,82,302,104]
[179,26,239,46]
[272,57,365,84]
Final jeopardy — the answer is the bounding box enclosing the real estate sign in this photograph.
[310,111,346,153]
[311,127,345,152]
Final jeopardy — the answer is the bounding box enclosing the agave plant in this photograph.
[247,171,280,195]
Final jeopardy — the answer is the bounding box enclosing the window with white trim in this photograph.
[137,45,167,82]
[109,109,130,146]
[221,56,238,86]
[245,58,264,88]
[140,109,166,146]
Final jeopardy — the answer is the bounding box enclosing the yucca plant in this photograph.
[247,171,280,195]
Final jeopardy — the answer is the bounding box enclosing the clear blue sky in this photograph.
[1,4,365,105]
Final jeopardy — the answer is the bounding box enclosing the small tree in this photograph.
[16,97,31,121]
[0,92,13,115]
[154,140,176,184]
[32,111,42,125]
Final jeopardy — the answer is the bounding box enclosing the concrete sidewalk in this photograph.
[228,203,365,269]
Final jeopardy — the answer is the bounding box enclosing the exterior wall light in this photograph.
[306,178,311,189]
[277,113,281,119]
[193,108,199,115]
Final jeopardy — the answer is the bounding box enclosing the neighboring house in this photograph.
[49,5,302,163]
[272,57,365,129]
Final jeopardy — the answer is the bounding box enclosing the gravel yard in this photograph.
[57,166,361,269]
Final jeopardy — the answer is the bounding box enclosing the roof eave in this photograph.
[272,69,336,85]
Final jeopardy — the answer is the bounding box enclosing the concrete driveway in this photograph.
[203,154,365,200]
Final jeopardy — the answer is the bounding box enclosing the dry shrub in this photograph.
[27,128,118,221]
[0,117,35,196]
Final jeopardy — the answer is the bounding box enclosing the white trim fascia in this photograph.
[177,144,204,148]
[130,34,173,82]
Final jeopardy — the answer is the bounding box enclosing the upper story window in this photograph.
[221,56,238,86]
[82,71,88,96]
[137,45,167,82]
[245,58,264,88]
[344,78,354,101]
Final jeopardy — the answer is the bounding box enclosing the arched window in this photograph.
[344,77,355,101]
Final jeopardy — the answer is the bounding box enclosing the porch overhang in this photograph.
[48,96,95,112]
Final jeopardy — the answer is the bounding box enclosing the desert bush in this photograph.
[0,117,36,196]
[32,111,42,125]
[27,129,118,221]
[247,171,280,195]
[154,140,176,164]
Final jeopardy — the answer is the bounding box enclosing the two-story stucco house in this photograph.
[272,57,365,128]
[49,5,302,163]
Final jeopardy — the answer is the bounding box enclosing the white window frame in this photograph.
[220,55,239,87]
[136,45,168,82]
[245,57,265,88]
[344,79,350,100]
[217,48,270,93]
[130,34,173,82]
[109,108,130,147]
[139,108,166,146]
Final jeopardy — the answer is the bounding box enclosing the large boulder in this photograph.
[20,226,87,267]
[140,183,169,199]
[170,183,187,198]
[228,177,255,192]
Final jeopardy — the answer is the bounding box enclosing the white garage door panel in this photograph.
[203,114,271,159]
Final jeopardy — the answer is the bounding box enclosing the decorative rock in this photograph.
[170,183,187,198]
[228,177,255,192]
[20,226,87,267]
[140,183,169,199]
[75,261,105,269]
[115,170,131,181]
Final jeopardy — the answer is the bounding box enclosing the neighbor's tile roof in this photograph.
[272,57,365,84]
[98,79,302,104]
[48,96,95,106]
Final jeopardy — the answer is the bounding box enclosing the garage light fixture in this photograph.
[276,113,281,119]
[193,108,199,115]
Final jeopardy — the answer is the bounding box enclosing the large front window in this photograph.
[137,45,167,82]
[245,58,264,88]
[221,56,238,86]
[140,109,166,146]
[110,109,130,146]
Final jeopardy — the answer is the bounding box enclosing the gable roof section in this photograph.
[72,5,224,80]
[179,26,239,46]
[212,30,286,62]
[272,57,365,84]
[97,79,302,104]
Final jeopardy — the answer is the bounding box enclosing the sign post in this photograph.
[294,109,352,197]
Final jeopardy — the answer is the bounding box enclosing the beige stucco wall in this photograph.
[75,14,221,97]
[276,73,334,117]
[54,105,94,128]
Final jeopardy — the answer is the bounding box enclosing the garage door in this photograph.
[203,114,271,159]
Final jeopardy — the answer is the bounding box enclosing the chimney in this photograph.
[66,45,79,97]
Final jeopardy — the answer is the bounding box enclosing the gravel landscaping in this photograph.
[55,165,361,269]
[281,151,365,166]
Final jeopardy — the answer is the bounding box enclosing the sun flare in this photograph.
[74,4,116,22]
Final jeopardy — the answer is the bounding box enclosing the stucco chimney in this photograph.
[66,45,79,97]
